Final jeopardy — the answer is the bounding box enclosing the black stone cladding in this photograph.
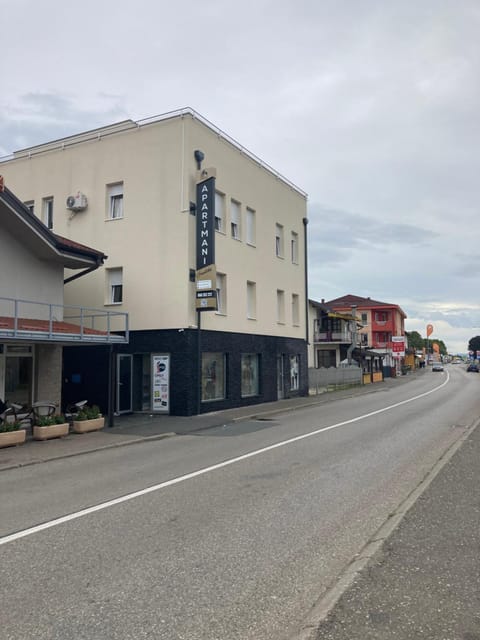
[63,329,307,416]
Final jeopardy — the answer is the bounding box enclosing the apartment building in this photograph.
[0,109,308,415]
[324,294,407,374]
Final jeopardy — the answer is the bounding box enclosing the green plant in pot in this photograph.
[36,414,68,427]
[33,414,70,440]
[75,405,102,421]
[0,421,26,447]
[0,421,22,433]
[72,405,104,433]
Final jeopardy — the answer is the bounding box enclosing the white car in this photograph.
[432,362,444,372]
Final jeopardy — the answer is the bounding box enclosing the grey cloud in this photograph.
[0,93,127,156]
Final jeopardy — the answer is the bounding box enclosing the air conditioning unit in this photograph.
[66,192,88,211]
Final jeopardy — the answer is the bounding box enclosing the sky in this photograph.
[2,0,480,354]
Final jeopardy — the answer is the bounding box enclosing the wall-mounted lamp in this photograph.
[194,149,205,170]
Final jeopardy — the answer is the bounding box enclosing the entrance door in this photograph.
[117,354,132,414]
[276,355,284,400]
[0,350,4,401]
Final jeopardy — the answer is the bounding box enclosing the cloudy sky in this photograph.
[2,0,480,354]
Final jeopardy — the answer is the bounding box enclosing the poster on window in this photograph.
[152,354,170,413]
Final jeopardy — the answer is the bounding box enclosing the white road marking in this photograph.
[0,372,450,547]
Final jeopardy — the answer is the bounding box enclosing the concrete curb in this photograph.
[290,416,480,640]
[0,379,408,474]
[0,432,176,472]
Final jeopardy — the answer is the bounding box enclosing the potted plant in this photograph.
[33,414,70,441]
[72,404,104,433]
[0,421,26,448]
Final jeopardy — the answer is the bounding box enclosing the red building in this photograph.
[325,294,407,375]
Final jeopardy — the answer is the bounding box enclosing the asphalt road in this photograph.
[1,366,478,639]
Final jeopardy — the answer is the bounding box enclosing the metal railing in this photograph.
[0,296,129,343]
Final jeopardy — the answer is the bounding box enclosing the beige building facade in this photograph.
[1,109,308,415]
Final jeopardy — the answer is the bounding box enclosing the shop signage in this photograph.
[152,354,170,413]
[196,175,215,269]
[392,336,405,356]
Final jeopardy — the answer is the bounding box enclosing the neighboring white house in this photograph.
[0,109,308,415]
[308,299,360,368]
[0,180,128,413]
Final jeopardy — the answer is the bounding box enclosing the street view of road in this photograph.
[1,367,478,639]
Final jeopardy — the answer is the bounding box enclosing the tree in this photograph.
[468,336,480,353]
[405,331,424,350]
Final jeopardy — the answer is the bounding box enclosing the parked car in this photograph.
[466,363,479,372]
[432,361,444,372]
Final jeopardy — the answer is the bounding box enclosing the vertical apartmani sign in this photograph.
[196,174,216,270]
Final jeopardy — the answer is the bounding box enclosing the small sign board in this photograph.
[195,264,217,311]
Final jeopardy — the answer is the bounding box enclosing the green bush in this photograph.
[75,405,101,421]
[0,421,21,433]
[36,414,67,426]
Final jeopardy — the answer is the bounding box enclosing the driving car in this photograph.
[466,363,479,372]
[432,361,444,372]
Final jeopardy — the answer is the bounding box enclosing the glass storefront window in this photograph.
[201,352,225,402]
[241,353,259,397]
[5,356,33,406]
[290,355,299,391]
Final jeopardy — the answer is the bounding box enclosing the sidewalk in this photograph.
[0,377,405,472]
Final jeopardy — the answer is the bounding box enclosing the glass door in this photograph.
[117,354,132,414]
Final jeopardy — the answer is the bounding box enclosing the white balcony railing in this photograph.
[0,296,128,344]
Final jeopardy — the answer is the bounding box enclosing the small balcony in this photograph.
[313,329,355,344]
[0,296,129,344]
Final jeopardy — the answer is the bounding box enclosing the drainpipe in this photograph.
[303,217,309,347]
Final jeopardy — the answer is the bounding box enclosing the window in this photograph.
[107,267,123,304]
[241,354,260,397]
[291,232,298,263]
[216,273,226,314]
[292,294,300,325]
[107,183,124,219]
[361,313,368,324]
[215,191,225,232]
[277,289,285,323]
[246,207,256,245]
[247,281,256,319]
[317,350,336,368]
[230,199,241,239]
[24,200,34,214]
[42,197,53,229]
[290,355,299,391]
[5,346,33,406]
[375,311,388,323]
[201,352,225,401]
[275,223,284,257]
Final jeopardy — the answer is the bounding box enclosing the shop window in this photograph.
[4,350,33,406]
[241,354,260,397]
[290,355,299,390]
[201,352,225,401]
